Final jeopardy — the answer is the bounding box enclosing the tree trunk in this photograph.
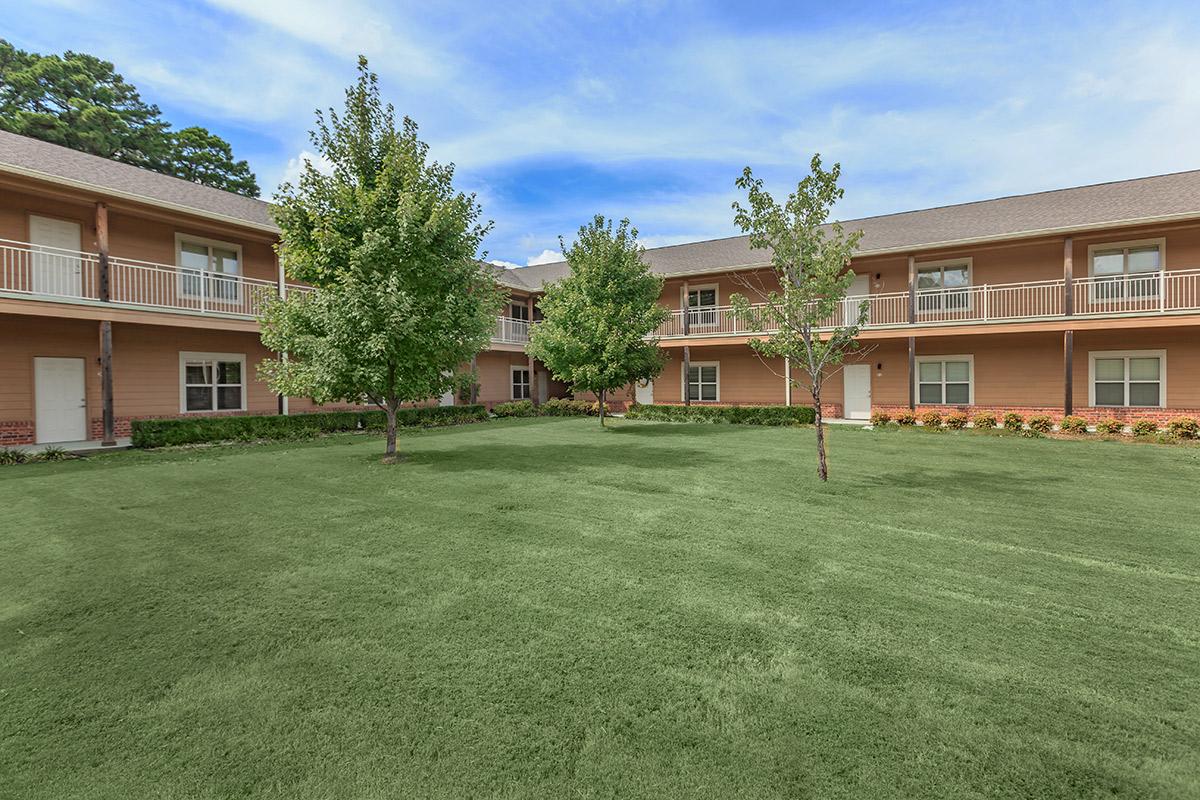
[813,389,828,482]
[599,388,607,427]
[384,404,398,459]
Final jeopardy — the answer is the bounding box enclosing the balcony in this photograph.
[493,316,531,344]
[0,237,304,319]
[652,271,1200,339]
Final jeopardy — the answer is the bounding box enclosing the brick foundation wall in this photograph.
[872,404,1200,425]
[1,420,35,445]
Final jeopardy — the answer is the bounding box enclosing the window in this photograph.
[916,260,971,313]
[176,235,242,302]
[510,302,530,321]
[180,352,245,412]
[684,361,719,402]
[686,285,718,327]
[1088,239,1164,300]
[1090,351,1164,407]
[511,366,530,400]
[916,356,972,405]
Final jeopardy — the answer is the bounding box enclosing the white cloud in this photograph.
[527,249,563,266]
[276,149,334,190]
[489,259,522,270]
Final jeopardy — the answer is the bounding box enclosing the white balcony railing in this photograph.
[493,316,531,344]
[0,237,311,319]
[651,270,1200,339]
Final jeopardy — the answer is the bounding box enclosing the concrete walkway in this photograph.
[12,437,133,454]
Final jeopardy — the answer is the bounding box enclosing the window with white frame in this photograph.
[510,302,530,321]
[685,362,719,402]
[1090,351,1164,407]
[686,285,718,327]
[916,260,971,313]
[180,352,245,412]
[917,356,972,405]
[511,366,531,400]
[1089,239,1163,300]
[177,235,242,301]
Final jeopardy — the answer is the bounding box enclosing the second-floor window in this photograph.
[1089,240,1163,300]
[686,286,718,327]
[510,302,530,321]
[177,236,241,302]
[916,261,970,313]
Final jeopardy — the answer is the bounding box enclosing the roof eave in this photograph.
[0,161,280,235]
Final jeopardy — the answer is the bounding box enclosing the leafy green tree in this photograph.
[0,39,259,196]
[259,58,503,461]
[728,156,865,481]
[168,126,260,196]
[528,216,668,426]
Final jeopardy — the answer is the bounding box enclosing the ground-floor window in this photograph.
[685,362,719,402]
[180,352,245,412]
[1090,350,1165,407]
[511,366,531,400]
[916,356,972,405]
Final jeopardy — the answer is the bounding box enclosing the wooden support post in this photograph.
[784,356,791,406]
[1064,330,1074,416]
[526,296,538,407]
[907,255,916,324]
[682,281,691,406]
[96,202,110,302]
[907,336,916,411]
[1063,237,1074,316]
[99,320,116,445]
[470,355,478,405]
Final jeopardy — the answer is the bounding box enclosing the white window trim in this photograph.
[915,354,974,406]
[510,365,531,400]
[179,351,247,413]
[681,360,720,403]
[914,257,973,314]
[175,233,244,302]
[684,283,720,329]
[1086,237,1166,277]
[509,301,530,321]
[1088,349,1166,408]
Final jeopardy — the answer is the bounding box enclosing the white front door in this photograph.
[635,379,654,405]
[843,274,871,325]
[34,357,88,443]
[438,389,455,406]
[29,215,83,297]
[538,371,549,404]
[843,364,872,420]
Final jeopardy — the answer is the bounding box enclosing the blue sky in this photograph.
[7,1,1200,268]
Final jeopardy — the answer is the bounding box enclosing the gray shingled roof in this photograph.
[511,169,1200,289]
[0,129,275,229]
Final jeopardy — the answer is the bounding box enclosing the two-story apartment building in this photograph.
[0,131,547,446]
[4,126,1200,444]
[503,170,1200,424]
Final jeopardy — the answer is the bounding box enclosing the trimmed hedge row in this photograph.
[624,403,816,425]
[492,398,603,418]
[131,405,489,448]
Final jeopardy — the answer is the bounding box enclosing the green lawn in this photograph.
[2,419,1198,799]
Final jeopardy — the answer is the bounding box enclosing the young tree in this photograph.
[728,155,865,481]
[0,39,260,196]
[527,216,668,426]
[259,58,503,461]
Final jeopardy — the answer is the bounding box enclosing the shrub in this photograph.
[1131,418,1160,438]
[1059,415,1089,434]
[1132,419,1161,438]
[132,405,489,448]
[1095,418,1123,435]
[1027,414,1054,433]
[919,410,942,428]
[894,411,917,426]
[944,412,968,429]
[0,447,29,465]
[1166,416,1200,440]
[33,446,73,462]
[971,411,997,430]
[1002,412,1025,432]
[538,398,596,417]
[623,404,816,425]
[869,410,891,426]
[491,400,537,418]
